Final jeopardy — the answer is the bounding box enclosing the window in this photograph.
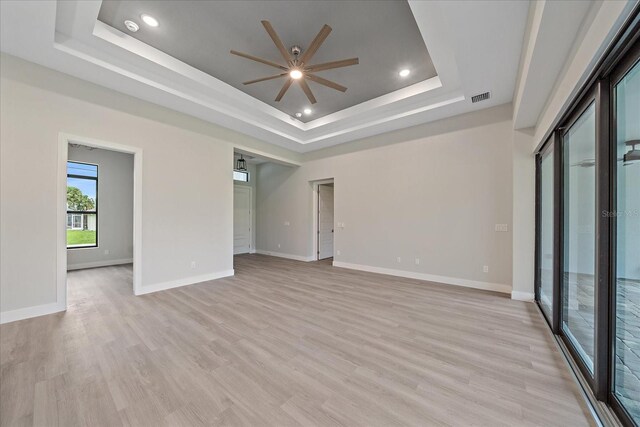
[562,101,597,373]
[66,161,98,248]
[613,49,640,424]
[233,170,249,182]
[537,141,555,321]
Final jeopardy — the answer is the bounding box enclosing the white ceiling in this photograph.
[0,0,530,153]
[97,0,438,123]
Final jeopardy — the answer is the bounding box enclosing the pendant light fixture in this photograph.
[236,155,247,171]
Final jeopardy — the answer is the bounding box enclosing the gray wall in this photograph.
[67,146,134,269]
[256,105,515,291]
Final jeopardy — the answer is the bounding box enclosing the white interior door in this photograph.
[233,185,251,255]
[318,184,334,259]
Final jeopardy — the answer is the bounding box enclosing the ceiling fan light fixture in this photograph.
[140,14,159,27]
[231,21,357,104]
[399,69,411,77]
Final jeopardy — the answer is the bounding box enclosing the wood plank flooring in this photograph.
[1,254,594,426]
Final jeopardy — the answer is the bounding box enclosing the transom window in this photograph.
[233,170,249,182]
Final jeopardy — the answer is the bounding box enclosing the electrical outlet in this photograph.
[190,261,197,269]
[278,244,281,249]
[284,221,290,226]
[397,257,402,263]
[337,250,341,256]
[104,249,109,255]
[415,258,420,265]
[483,265,489,273]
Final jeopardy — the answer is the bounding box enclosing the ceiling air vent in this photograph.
[471,92,491,103]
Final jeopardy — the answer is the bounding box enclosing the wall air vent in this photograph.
[471,92,491,103]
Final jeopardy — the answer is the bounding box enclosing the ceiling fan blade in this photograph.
[243,73,288,85]
[306,74,347,92]
[299,78,317,104]
[306,58,359,72]
[261,21,292,64]
[275,79,293,102]
[299,24,332,65]
[230,50,287,70]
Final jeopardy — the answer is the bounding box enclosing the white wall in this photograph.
[257,105,515,293]
[67,146,134,270]
[512,128,536,300]
[0,54,300,320]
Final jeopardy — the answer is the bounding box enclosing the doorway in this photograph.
[57,133,142,308]
[233,185,252,254]
[317,183,334,260]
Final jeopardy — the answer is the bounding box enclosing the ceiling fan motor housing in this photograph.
[291,45,302,57]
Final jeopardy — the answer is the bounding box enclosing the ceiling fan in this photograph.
[230,21,359,104]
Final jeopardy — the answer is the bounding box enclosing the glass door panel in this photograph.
[539,148,555,319]
[613,57,640,424]
[562,101,597,373]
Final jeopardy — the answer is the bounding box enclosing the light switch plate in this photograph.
[495,224,508,232]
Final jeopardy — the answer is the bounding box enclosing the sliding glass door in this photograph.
[538,142,555,321]
[612,47,640,425]
[534,12,639,426]
[562,101,597,374]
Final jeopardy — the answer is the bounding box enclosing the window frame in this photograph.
[557,89,600,390]
[534,135,557,329]
[66,161,99,249]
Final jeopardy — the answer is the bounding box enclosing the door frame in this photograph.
[57,133,143,305]
[311,178,334,261]
[233,184,253,255]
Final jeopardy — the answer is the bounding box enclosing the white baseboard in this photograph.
[255,250,315,262]
[332,261,511,294]
[0,301,66,325]
[135,269,235,296]
[511,291,535,302]
[67,258,133,271]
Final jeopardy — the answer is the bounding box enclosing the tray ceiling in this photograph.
[0,1,531,152]
[97,0,437,122]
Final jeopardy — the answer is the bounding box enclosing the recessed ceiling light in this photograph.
[289,69,303,80]
[124,20,139,32]
[141,14,159,27]
[295,112,302,118]
[399,69,411,77]
[303,108,312,115]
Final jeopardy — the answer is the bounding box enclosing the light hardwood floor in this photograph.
[1,255,594,426]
